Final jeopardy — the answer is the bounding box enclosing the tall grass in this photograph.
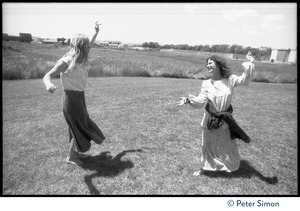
[2,41,65,80]
[2,41,297,83]
[2,55,57,80]
[252,63,297,83]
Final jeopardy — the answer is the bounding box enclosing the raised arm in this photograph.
[230,51,255,87]
[89,21,101,47]
[43,60,68,94]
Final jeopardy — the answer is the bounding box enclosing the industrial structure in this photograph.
[270,48,297,63]
[2,33,33,42]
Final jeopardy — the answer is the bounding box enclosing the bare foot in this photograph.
[66,157,84,166]
[193,170,205,176]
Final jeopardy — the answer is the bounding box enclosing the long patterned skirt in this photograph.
[200,127,240,172]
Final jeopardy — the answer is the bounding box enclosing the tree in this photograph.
[162,44,172,49]
[229,44,244,54]
[142,42,149,48]
[202,45,211,52]
[143,42,160,48]
[195,45,203,51]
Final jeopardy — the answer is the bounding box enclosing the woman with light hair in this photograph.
[43,21,105,166]
[177,52,255,176]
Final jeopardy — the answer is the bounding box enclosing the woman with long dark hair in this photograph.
[177,52,255,176]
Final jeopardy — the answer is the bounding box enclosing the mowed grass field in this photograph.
[2,77,297,195]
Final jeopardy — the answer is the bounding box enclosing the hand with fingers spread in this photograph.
[95,21,101,33]
[177,97,190,106]
[243,51,255,70]
[90,21,101,46]
[246,51,254,63]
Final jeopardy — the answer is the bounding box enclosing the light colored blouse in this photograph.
[188,61,255,129]
[60,55,88,91]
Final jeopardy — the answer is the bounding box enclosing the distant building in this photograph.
[105,40,121,45]
[2,33,32,42]
[96,41,109,47]
[270,48,297,63]
[41,38,58,44]
[32,36,43,43]
[95,40,123,48]
[57,37,67,44]
[126,43,143,47]
[19,33,33,42]
[259,47,269,51]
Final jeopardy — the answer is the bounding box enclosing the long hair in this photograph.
[65,34,90,69]
[206,55,231,78]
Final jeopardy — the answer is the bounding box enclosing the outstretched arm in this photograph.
[177,82,208,109]
[90,21,101,47]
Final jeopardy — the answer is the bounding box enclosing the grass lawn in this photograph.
[2,77,297,195]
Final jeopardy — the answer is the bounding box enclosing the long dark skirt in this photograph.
[63,90,105,152]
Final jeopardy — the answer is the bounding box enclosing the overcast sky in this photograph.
[2,2,297,49]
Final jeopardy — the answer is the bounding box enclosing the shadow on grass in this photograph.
[203,160,278,185]
[80,149,143,195]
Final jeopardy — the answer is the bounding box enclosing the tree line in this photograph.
[142,42,272,58]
